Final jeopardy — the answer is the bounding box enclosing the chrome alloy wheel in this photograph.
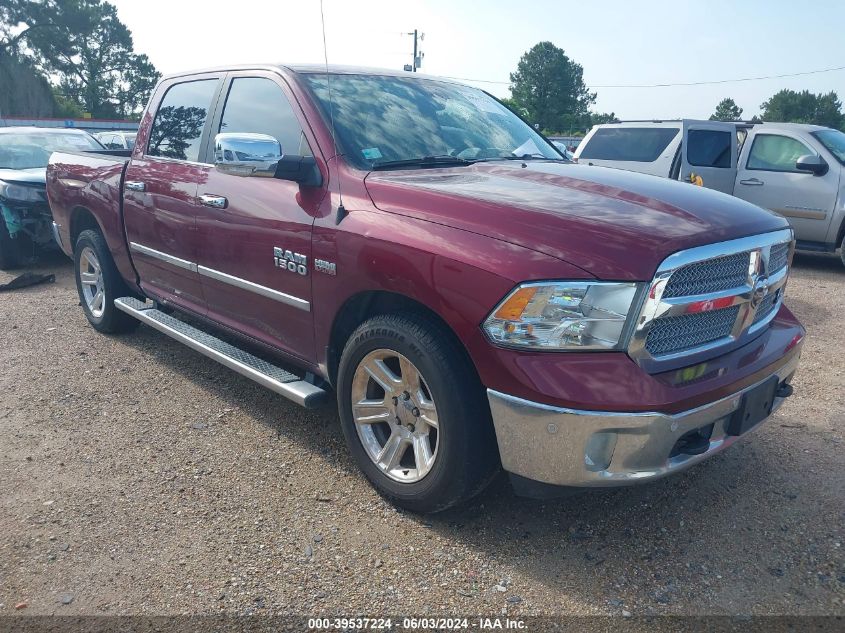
[351,349,440,483]
[79,246,105,318]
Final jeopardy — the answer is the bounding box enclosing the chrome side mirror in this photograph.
[214,132,282,178]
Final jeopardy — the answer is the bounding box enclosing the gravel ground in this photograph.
[0,251,843,619]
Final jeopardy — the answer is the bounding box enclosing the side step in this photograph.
[114,297,327,408]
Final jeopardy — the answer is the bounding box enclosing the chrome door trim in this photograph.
[125,181,146,192]
[197,265,310,312]
[140,154,215,168]
[129,242,197,272]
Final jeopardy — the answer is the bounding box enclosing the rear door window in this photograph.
[147,79,218,162]
[687,129,732,168]
[579,127,679,162]
[747,134,811,172]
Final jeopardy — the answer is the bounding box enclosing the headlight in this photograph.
[483,281,642,350]
[0,181,44,203]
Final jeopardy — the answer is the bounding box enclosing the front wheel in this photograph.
[337,313,499,513]
[74,229,139,334]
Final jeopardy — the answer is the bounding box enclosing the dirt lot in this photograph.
[0,252,843,619]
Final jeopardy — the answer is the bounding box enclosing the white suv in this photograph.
[574,120,845,265]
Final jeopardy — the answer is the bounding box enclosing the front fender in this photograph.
[311,206,592,385]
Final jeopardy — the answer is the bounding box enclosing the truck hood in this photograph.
[0,167,47,186]
[364,162,788,280]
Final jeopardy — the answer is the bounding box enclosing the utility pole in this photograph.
[403,30,424,72]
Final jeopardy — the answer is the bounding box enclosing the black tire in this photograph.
[840,233,845,269]
[73,229,139,334]
[0,215,23,270]
[337,313,499,513]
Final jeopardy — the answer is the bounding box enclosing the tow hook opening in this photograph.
[776,383,794,399]
[670,423,714,458]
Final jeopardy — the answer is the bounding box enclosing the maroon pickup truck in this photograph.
[46,65,804,512]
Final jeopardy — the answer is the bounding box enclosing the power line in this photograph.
[440,64,845,89]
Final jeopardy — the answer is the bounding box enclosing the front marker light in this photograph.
[483,282,642,350]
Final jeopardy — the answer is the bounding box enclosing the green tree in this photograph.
[509,42,596,132]
[0,0,56,56]
[709,97,743,121]
[588,111,618,125]
[760,89,844,129]
[1,0,159,119]
[27,0,160,118]
[0,1,72,117]
[51,87,85,118]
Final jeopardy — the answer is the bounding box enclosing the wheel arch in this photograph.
[69,205,104,248]
[326,289,478,388]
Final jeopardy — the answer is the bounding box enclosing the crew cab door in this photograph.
[192,72,323,363]
[734,130,839,243]
[680,120,737,193]
[123,74,224,315]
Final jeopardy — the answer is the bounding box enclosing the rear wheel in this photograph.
[74,229,139,333]
[337,313,499,513]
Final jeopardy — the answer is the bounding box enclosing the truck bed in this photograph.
[46,149,135,283]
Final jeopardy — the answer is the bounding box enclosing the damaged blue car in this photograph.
[0,127,104,269]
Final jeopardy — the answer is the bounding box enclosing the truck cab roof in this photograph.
[159,63,464,85]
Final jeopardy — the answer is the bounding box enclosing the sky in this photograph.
[110,0,845,123]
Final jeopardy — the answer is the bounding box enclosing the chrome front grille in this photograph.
[662,252,750,298]
[628,229,794,373]
[752,288,781,325]
[768,242,790,275]
[645,305,741,356]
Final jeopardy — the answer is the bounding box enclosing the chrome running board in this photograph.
[114,297,327,408]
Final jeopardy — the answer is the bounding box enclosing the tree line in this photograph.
[0,0,159,120]
[709,92,845,129]
[505,42,845,134]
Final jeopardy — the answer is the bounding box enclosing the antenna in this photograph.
[319,0,347,224]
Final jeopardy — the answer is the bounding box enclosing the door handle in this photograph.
[125,181,146,192]
[739,178,764,186]
[199,194,228,209]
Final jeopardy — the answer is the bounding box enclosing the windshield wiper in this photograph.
[371,155,472,171]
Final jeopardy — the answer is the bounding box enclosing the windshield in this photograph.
[125,133,137,150]
[812,129,845,165]
[302,73,559,169]
[0,131,103,169]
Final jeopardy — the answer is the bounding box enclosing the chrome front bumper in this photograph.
[487,353,800,487]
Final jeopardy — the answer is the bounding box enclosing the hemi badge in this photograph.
[315,259,337,276]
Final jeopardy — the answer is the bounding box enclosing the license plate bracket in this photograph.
[726,376,780,436]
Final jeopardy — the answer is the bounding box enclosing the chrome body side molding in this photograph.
[128,242,310,311]
[129,241,197,272]
[197,265,310,312]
